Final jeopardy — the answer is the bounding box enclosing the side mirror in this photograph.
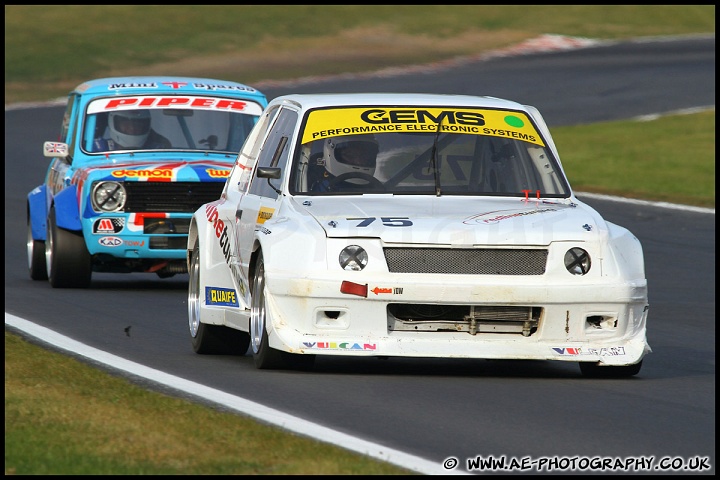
[257,167,281,179]
[257,167,282,195]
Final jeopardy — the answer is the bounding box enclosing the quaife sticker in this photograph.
[205,286,239,307]
[301,107,545,147]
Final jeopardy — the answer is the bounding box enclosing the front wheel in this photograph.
[188,243,249,355]
[27,209,47,280]
[46,206,92,288]
[250,252,286,369]
[579,360,642,378]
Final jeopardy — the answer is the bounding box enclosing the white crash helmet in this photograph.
[108,110,151,148]
[323,134,379,183]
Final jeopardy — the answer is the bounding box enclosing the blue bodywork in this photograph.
[27,76,268,276]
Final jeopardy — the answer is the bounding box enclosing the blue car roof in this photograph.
[72,76,267,103]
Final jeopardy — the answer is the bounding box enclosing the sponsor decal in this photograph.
[302,108,545,147]
[111,169,173,179]
[205,286,239,307]
[105,81,257,93]
[191,82,258,93]
[98,236,123,247]
[87,96,263,115]
[206,203,232,264]
[93,217,125,234]
[124,240,145,247]
[463,207,558,225]
[257,207,275,224]
[205,203,248,297]
[206,168,230,178]
[370,287,404,295]
[552,347,627,357]
[104,82,257,92]
[302,342,377,351]
[108,82,158,90]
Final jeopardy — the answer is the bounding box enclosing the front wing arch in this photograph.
[190,209,251,331]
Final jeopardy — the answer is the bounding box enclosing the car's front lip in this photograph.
[282,331,650,367]
[257,268,649,365]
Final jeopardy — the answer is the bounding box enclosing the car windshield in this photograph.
[82,96,264,154]
[290,106,570,197]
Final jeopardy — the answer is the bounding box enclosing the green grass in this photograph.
[4,5,715,104]
[554,110,715,208]
[4,332,412,475]
[4,5,716,475]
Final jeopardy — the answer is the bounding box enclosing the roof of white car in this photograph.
[272,92,531,111]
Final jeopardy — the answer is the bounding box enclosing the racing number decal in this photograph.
[347,217,413,227]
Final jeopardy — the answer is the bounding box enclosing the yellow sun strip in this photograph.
[301,107,545,147]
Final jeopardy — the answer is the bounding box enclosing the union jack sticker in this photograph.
[43,141,68,155]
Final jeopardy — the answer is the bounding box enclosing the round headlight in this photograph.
[92,181,126,212]
[564,247,591,275]
[339,245,368,271]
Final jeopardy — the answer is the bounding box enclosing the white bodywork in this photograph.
[187,93,650,371]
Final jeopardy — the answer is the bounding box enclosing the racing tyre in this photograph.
[250,252,286,369]
[27,209,48,280]
[188,244,250,355]
[579,360,642,378]
[46,206,92,288]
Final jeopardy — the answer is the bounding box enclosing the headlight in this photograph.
[564,247,591,275]
[339,245,368,271]
[92,181,126,212]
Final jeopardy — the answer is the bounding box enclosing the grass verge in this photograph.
[554,110,715,208]
[4,332,412,475]
[4,5,715,104]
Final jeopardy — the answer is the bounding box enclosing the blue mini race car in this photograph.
[27,76,268,288]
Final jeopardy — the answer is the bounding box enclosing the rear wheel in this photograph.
[46,206,92,288]
[579,360,642,378]
[27,209,47,280]
[250,252,286,369]
[188,243,249,355]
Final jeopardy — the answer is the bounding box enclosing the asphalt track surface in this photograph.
[5,35,715,474]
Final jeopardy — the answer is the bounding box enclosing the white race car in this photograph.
[187,93,650,376]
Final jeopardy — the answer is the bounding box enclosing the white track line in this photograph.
[4,312,467,475]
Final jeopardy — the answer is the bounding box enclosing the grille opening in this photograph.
[388,304,542,336]
[123,181,225,213]
[383,247,548,275]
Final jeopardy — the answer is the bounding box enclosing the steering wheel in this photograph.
[326,172,385,191]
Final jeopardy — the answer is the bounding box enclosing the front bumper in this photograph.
[263,271,650,366]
